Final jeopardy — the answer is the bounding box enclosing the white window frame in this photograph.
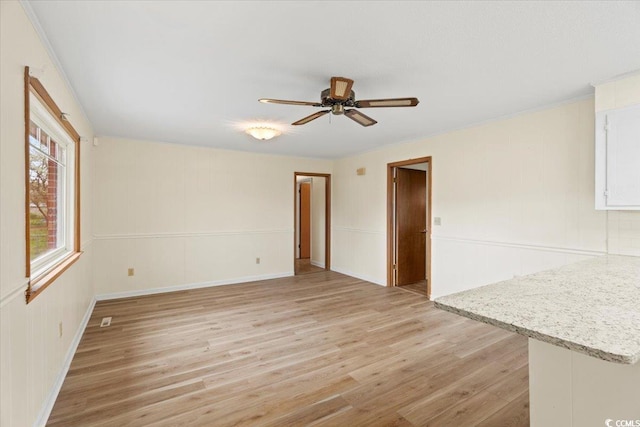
[28,93,77,280]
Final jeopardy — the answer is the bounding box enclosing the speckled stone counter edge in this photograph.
[434,301,638,364]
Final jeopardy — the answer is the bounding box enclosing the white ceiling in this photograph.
[25,1,640,159]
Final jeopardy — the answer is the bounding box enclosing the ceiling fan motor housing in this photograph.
[259,76,418,126]
[321,88,356,111]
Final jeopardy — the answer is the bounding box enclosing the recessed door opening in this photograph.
[387,157,432,298]
[294,173,331,275]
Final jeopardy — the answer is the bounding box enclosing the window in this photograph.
[25,67,81,303]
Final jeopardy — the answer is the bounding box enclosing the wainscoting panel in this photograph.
[92,230,294,295]
[430,237,602,299]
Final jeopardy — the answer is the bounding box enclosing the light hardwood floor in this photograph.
[397,280,429,297]
[48,271,529,426]
[294,258,325,275]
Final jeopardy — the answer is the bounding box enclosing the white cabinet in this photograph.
[595,104,640,210]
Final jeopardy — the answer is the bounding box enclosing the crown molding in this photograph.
[19,0,91,125]
[591,69,640,87]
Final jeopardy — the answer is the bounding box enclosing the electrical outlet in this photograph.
[100,317,112,328]
[256,257,260,264]
[128,268,134,276]
[58,322,63,338]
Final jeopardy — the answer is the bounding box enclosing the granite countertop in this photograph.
[434,255,640,364]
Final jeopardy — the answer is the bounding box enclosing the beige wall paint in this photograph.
[92,137,331,296]
[332,98,607,296]
[595,73,640,256]
[595,72,640,112]
[0,1,95,426]
[2,1,638,423]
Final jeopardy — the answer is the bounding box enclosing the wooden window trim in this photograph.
[24,66,82,303]
[26,252,82,302]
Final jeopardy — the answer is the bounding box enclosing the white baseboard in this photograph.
[34,297,96,427]
[95,272,294,301]
[310,260,325,268]
[330,266,384,287]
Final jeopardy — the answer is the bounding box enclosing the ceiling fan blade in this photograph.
[330,77,354,100]
[344,109,377,127]
[259,98,322,107]
[292,110,330,126]
[355,97,419,108]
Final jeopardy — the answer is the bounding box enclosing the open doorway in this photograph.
[387,157,432,297]
[294,172,331,275]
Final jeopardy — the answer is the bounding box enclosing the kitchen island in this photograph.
[435,255,640,426]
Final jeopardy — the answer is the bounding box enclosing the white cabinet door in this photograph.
[595,104,640,210]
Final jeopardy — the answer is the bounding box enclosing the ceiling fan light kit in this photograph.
[259,76,419,127]
[246,126,281,141]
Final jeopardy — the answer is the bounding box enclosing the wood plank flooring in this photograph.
[47,271,529,426]
[397,280,429,297]
[295,258,325,275]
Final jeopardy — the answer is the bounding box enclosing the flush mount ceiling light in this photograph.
[245,126,282,141]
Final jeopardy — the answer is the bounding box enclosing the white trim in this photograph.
[30,248,72,283]
[80,239,93,250]
[330,266,384,287]
[92,229,293,240]
[19,0,91,125]
[0,279,29,308]
[95,272,294,301]
[34,297,96,427]
[332,227,382,235]
[29,93,78,279]
[432,235,606,257]
[310,260,325,269]
[591,69,640,87]
[30,93,76,149]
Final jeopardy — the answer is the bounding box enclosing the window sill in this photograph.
[26,251,82,303]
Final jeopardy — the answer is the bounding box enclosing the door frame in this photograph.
[294,172,331,270]
[386,157,432,297]
[298,180,312,259]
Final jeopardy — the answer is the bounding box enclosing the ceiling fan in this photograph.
[259,77,419,127]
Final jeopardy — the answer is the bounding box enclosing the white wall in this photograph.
[92,137,331,297]
[595,73,640,257]
[0,2,95,426]
[310,176,326,267]
[2,2,638,423]
[332,98,607,297]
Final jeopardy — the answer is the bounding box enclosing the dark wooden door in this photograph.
[396,168,426,285]
[299,182,311,259]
